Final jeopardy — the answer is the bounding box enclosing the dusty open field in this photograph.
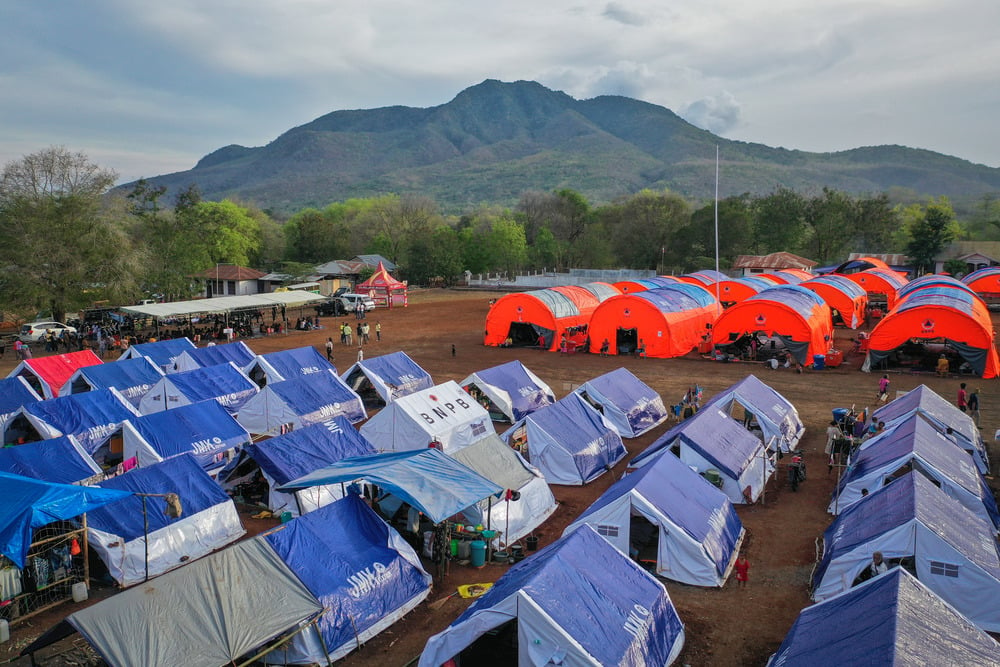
[1,288,995,666]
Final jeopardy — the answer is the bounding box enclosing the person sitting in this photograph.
[634,340,646,358]
[936,354,949,377]
[599,339,610,356]
[502,336,513,348]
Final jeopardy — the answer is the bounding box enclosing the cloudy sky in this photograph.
[4,1,999,183]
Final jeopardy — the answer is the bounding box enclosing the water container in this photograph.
[0,619,9,643]
[71,581,88,603]
[525,536,539,551]
[813,354,826,370]
[704,469,722,487]
[457,540,471,560]
[470,540,487,568]
[280,511,293,523]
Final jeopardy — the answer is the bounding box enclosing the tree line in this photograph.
[1,146,994,322]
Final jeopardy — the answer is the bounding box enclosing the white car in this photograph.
[338,294,377,312]
[19,321,77,343]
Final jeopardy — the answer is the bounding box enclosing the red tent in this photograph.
[9,350,103,398]
[355,261,407,308]
[712,286,833,365]
[588,284,718,358]
[800,275,869,329]
[484,283,620,351]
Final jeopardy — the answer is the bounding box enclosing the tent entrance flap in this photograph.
[458,618,518,665]
[616,328,638,355]
[774,335,810,365]
[508,322,550,347]
[630,514,659,569]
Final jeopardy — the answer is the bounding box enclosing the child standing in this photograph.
[735,554,750,588]
[877,374,890,403]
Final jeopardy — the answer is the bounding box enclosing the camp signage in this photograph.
[347,561,393,598]
[419,394,475,426]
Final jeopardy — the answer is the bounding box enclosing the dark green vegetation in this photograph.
[129,80,1000,216]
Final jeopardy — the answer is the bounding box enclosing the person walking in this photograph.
[325,337,334,362]
[734,554,750,588]
[968,387,981,426]
[957,382,968,413]
[375,321,381,342]
[877,374,890,403]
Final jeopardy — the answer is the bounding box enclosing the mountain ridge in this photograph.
[132,79,1000,214]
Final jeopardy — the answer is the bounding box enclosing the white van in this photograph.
[338,293,377,312]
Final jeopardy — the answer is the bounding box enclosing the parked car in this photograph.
[314,297,346,316]
[19,321,77,342]
[338,294,377,313]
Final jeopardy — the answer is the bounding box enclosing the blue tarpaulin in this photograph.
[770,569,1000,666]
[460,360,555,422]
[123,400,250,471]
[61,356,163,408]
[0,376,41,436]
[236,370,366,435]
[279,449,502,524]
[342,351,433,404]
[20,388,139,454]
[264,494,431,663]
[420,525,685,666]
[246,418,376,486]
[574,367,668,438]
[0,436,100,484]
[0,472,131,567]
[119,337,195,372]
[245,346,336,384]
[138,362,258,415]
[173,341,256,372]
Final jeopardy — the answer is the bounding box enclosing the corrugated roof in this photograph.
[732,252,817,270]
[936,242,1000,262]
[192,265,266,280]
[314,260,365,276]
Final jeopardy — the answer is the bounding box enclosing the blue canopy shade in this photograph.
[265,494,430,663]
[580,449,743,579]
[124,400,250,470]
[119,337,195,371]
[279,449,503,524]
[0,435,100,484]
[0,472,131,567]
[771,569,1000,666]
[87,455,232,542]
[62,356,163,408]
[246,418,376,486]
[421,525,684,666]
[21,388,139,454]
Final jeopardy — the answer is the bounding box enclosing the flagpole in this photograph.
[714,146,721,316]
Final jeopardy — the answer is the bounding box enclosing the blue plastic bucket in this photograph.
[813,354,826,370]
[470,540,487,568]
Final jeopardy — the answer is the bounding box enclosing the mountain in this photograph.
[131,79,1000,215]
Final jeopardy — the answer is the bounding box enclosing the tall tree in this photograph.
[751,187,807,255]
[601,189,690,270]
[905,198,959,274]
[0,147,143,321]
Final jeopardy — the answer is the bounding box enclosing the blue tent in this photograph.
[264,494,431,663]
[420,525,685,666]
[241,418,376,515]
[60,356,164,408]
[831,414,1000,528]
[503,393,627,485]
[460,360,555,422]
[86,455,245,586]
[236,369,366,435]
[873,384,987,473]
[573,367,668,437]
[632,405,773,504]
[0,435,100,484]
[0,376,41,438]
[279,448,502,524]
[243,346,336,386]
[137,362,258,415]
[0,472,131,567]
[769,569,1000,666]
[122,400,250,473]
[15,388,139,454]
[172,340,256,373]
[813,471,1000,631]
[118,337,195,372]
[342,351,433,406]
[566,447,744,587]
[695,375,805,453]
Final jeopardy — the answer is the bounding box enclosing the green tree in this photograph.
[751,187,807,255]
[600,189,690,270]
[487,217,528,277]
[905,198,959,274]
[0,147,143,321]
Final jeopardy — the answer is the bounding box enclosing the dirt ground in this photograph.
[1,288,995,666]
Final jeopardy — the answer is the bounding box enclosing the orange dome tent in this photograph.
[840,267,908,309]
[771,268,814,283]
[715,277,778,308]
[864,285,999,378]
[588,283,719,358]
[612,276,682,294]
[962,267,1000,300]
[712,286,833,365]
[800,275,868,329]
[484,282,620,351]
